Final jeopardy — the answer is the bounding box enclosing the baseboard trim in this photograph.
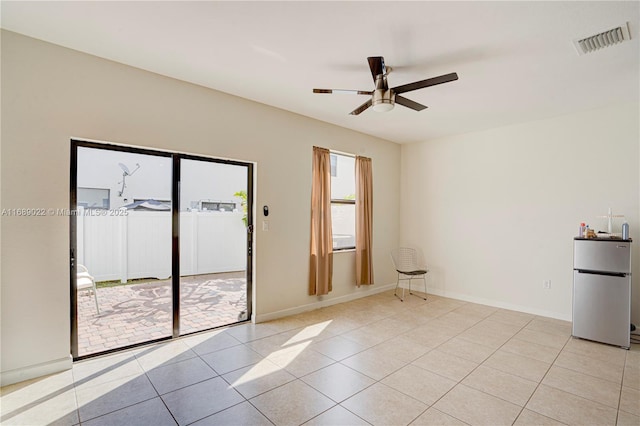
[426,287,571,322]
[254,283,570,324]
[254,283,397,323]
[1,355,73,387]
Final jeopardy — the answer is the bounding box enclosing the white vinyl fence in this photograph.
[77,208,247,282]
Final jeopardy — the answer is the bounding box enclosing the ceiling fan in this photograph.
[313,56,458,115]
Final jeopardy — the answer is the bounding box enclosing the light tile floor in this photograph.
[2,290,639,425]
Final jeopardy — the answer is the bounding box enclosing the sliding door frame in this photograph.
[177,153,254,338]
[70,139,253,360]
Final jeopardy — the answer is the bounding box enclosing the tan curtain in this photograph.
[309,146,333,295]
[356,156,374,286]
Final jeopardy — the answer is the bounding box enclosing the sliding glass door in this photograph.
[71,141,252,359]
[179,158,250,335]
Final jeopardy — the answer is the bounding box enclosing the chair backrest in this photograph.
[391,247,425,272]
[76,264,95,290]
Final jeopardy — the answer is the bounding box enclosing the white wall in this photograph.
[401,102,640,323]
[0,31,401,384]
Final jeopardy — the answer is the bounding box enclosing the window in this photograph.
[330,152,355,250]
[78,187,110,209]
[330,154,338,177]
[197,201,237,212]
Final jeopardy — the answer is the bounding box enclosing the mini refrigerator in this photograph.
[573,238,632,349]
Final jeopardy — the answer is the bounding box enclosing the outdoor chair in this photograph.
[77,264,100,314]
[391,247,428,302]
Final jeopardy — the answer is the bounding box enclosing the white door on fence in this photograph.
[74,145,174,358]
[179,158,250,335]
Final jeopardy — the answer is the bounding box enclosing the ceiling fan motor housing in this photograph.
[372,74,395,112]
[372,89,395,112]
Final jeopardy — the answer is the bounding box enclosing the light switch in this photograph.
[262,220,269,231]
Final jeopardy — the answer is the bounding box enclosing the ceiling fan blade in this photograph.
[313,89,372,95]
[395,95,428,111]
[349,99,372,115]
[392,72,458,94]
[367,56,386,81]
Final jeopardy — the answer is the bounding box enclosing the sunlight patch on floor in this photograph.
[231,320,331,387]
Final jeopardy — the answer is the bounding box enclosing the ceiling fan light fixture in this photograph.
[372,89,395,112]
[372,100,395,112]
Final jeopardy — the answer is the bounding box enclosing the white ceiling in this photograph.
[2,1,639,144]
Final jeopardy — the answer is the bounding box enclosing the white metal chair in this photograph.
[77,264,100,314]
[391,247,428,302]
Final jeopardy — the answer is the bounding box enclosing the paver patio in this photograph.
[77,272,248,356]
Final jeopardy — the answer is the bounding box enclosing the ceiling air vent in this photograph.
[573,22,631,55]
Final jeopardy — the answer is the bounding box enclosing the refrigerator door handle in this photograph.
[575,269,627,278]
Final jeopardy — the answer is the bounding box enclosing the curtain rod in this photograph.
[312,146,360,158]
[329,149,356,158]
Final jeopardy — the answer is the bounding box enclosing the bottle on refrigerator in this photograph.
[622,222,629,240]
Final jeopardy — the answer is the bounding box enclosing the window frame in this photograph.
[330,151,356,251]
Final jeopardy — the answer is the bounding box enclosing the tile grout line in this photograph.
[335,301,495,425]
[265,296,434,425]
[389,310,486,425]
[210,358,256,410]
[416,312,535,426]
[5,290,630,424]
[514,333,573,425]
[554,345,628,385]
[61,291,631,426]
[139,353,183,425]
[613,348,630,426]
[215,310,628,425]
[180,336,275,425]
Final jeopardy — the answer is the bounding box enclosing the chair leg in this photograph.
[92,284,101,315]
[393,273,411,302]
[394,273,404,302]
[395,274,427,302]
[408,276,427,301]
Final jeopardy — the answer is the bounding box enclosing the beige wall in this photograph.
[401,102,640,323]
[0,31,401,384]
[4,28,638,386]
